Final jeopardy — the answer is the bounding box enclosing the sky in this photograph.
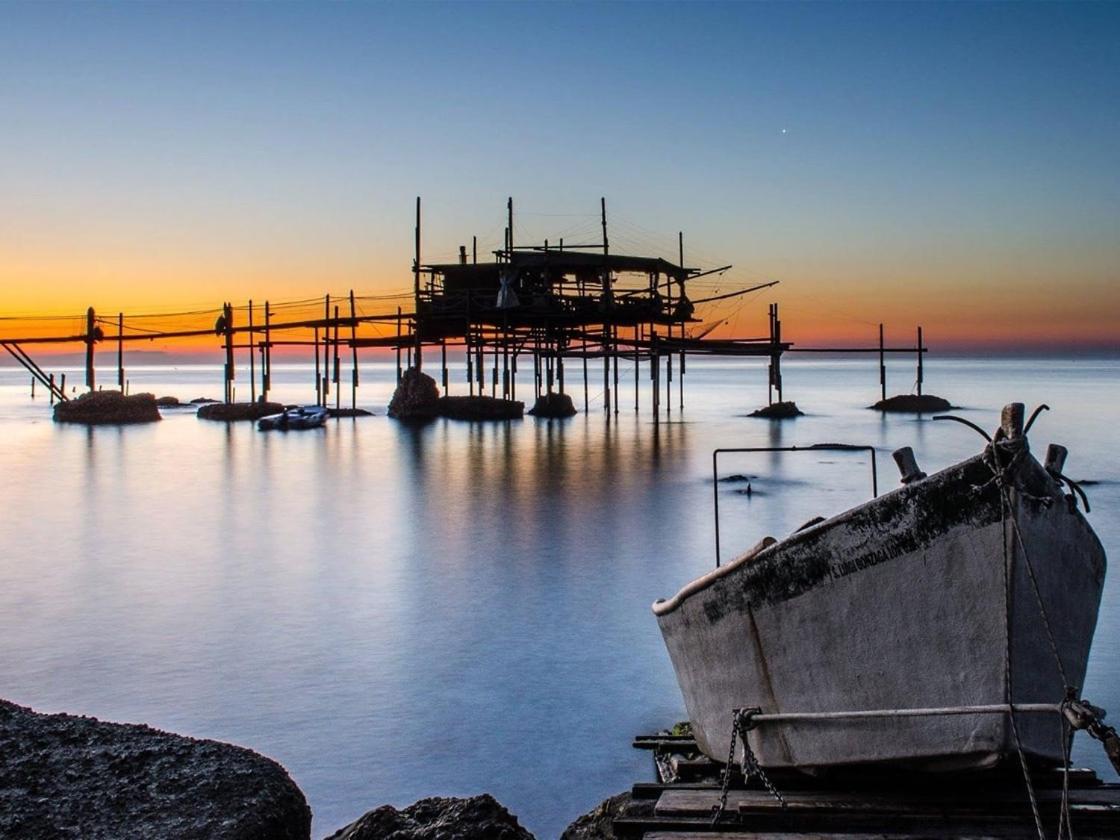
[1,1,1118,353]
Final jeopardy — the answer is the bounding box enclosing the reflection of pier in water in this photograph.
[1,198,928,418]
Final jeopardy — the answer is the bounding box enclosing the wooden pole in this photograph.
[913,324,922,398]
[635,324,640,411]
[49,373,55,405]
[774,306,783,402]
[879,323,886,401]
[314,326,321,405]
[248,300,256,404]
[441,340,448,394]
[612,324,619,414]
[413,197,423,371]
[333,304,341,412]
[223,303,234,404]
[60,372,66,397]
[263,300,271,400]
[395,307,402,383]
[322,294,331,402]
[117,312,124,390]
[85,306,96,392]
[581,333,588,412]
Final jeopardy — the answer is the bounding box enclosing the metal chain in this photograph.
[712,707,786,825]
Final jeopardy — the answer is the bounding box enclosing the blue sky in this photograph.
[2,1,1118,347]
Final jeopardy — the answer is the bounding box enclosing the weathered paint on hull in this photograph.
[655,444,1106,770]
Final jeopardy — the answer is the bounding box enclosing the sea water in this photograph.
[0,356,1116,838]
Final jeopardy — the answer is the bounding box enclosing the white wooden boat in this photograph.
[257,405,329,431]
[654,404,1106,772]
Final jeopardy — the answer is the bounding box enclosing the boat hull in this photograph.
[655,447,1106,771]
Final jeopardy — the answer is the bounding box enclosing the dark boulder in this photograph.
[438,396,524,420]
[329,408,374,418]
[155,396,182,407]
[326,794,533,840]
[388,368,441,420]
[870,394,952,413]
[528,392,577,418]
[53,391,161,425]
[197,401,285,421]
[749,400,803,419]
[189,397,220,404]
[561,792,652,840]
[0,698,310,840]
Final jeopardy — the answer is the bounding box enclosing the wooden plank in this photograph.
[655,787,1120,818]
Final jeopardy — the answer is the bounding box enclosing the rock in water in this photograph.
[438,396,524,420]
[871,394,952,413]
[155,395,182,407]
[53,391,161,425]
[748,400,803,419]
[0,699,310,840]
[326,794,533,840]
[387,368,441,420]
[528,392,577,417]
[561,792,652,840]
[197,401,285,421]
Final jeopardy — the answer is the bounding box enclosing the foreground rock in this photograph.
[749,400,803,419]
[0,699,310,840]
[197,401,285,421]
[561,792,652,840]
[871,393,952,413]
[528,392,577,418]
[53,391,161,425]
[327,794,532,840]
[388,368,441,420]
[438,395,524,420]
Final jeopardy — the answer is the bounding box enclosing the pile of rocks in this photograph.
[53,391,161,425]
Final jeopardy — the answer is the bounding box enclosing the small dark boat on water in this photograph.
[655,403,1111,775]
[257,405,328,431]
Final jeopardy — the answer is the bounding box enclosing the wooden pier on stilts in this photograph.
[0,198,936,416]
[617,728,1120,839]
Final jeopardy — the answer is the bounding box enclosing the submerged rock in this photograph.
[528,392,577,418]
[438,395,524,420]
[388,368,441,420]
[53,390,161,425]
[326,794,532,840]
[871,394,952,413]
[329,407,374,418]
[561,792,652,840]
[154,395,181,407]
[189,397,220,404]
[0,698,310,840]
[197,401,285,421]
[749,400,803,419]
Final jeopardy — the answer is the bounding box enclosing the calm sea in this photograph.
[0,356,1116,838]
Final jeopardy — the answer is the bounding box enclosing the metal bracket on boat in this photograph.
[1063,697,1120,775]
[712,444,879,567]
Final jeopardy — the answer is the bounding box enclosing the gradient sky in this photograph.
[2,1,1117,351]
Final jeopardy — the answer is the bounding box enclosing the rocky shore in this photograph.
[0,698,627,839]
[53,390,162,425]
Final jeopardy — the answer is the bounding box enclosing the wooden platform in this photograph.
[618,732,1120,839]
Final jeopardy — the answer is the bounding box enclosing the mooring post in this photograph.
[85,306,96,392]
[248,300,256,404]
[879,323,886,402]
[117,312,124,390]
[31,377,35,399]
[917,326,924,396]
[49,373,55,405]
[60,372,67,396]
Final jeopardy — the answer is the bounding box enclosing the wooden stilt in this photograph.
[879,323,887,401]
[85,307,96,392]
[263,300,271,400]
[917,326,924,396]
[349,290,359,410]
[333,304,341,412]
[117,312,124,390]
[248,300,256,404]
[314,325,321,405]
